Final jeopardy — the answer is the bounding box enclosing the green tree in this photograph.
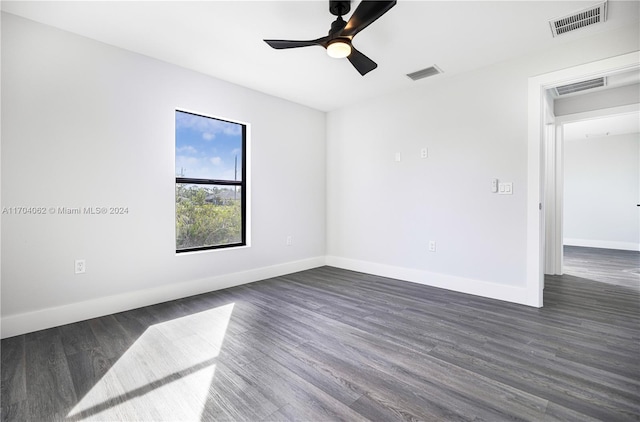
[176,185,241,249]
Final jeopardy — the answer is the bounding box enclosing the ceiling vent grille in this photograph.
[554,77,606,96]
[550,1,607,37]
[407,65,442,81]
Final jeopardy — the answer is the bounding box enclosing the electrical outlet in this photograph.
[286,236,293,246]
[428,241,436,252]
[420,148,428,159]
[75,259,86,274]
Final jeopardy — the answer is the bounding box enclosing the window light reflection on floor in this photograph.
[66,303,235,421]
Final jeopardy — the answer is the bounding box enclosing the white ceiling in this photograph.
[563,111,640,140]
[2,0,639,111]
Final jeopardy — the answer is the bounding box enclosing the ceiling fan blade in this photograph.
[347,47,377,76]
[341,1,396,38]
[264,37,328,49]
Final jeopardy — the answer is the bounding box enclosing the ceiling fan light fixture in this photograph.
[326,39,351,59]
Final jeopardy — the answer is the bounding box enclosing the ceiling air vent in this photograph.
[554,77,606,96]
[407,65,442,81]
[549,1,607,37]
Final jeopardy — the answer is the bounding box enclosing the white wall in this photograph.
[564,133,640,251]
[1,13,326,338]
[555,83,640,116]
[326,24,640,305]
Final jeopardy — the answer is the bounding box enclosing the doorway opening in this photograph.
[547,107,640,270]
[527,52,640,307]
[556,109,640,289]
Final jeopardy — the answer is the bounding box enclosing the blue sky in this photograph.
[175,111,243,180]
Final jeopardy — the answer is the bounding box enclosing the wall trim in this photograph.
[325,256,538,307]
[564,238,640,252]
[1,256,326,339]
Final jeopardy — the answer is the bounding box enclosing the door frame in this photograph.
[526,51,640,307]
[544,121,564,276]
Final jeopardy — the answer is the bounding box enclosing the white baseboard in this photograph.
[1,256,325,339]
[564,238,640,251]
[325,256,536,307]
[2,254,543,338]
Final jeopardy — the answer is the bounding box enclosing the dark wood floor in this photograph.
[2,258,639,421]
[563,245,640,289]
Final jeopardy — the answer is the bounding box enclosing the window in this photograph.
[175,110,246,252]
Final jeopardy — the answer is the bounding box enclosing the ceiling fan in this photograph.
[264,0,397,76]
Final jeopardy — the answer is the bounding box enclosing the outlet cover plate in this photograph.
[75,259,86,274]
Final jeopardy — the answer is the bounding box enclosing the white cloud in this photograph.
[202,132,214,141]
[210,157,222,166]
[177,146,197,155]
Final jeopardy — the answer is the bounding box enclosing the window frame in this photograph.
[175,110,247,253]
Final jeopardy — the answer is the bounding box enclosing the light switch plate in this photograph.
[498,182,513,195]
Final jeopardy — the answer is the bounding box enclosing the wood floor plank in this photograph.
[542,401,608,422]
[24,328,77,421]
[110,306,159,339]
[264,336,367,407]
[263,404,296,421]
[300,341,471,422]
[429,342,639,421]
[86,316,135,360]
[300,335,548,422]
[563,246,640,288]
[65,348,113,402]
[0,400,28,422]
[0,335,26,407]
[200,361,279,421]
[0,335,28,422]
[236,355,369,422]
[58,322,101,356]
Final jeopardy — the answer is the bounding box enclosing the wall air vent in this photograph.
[549,1,607,37]
[407,65,442,81]
[554,77,606,96]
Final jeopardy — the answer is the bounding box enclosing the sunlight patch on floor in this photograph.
[66,303,235,421]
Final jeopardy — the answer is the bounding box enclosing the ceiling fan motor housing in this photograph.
[330,1,351,17]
